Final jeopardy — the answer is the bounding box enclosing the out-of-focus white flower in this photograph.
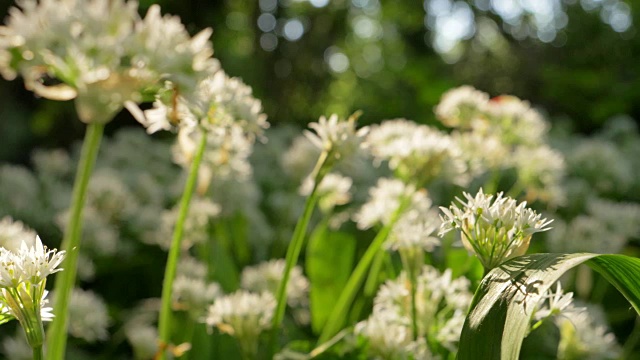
[364,119,468,186]
[61,288,110,342]
[484,95,549,146]
[0,0,217,123]
[0,217,37,253]
[173,275,222,316]
[304,113,369,164]
[435,85,489,128]
[240,259,309,309]
[125,322,159,360]
[281,135,322,183]
[149,197,220,249]
[358,265,472,357]
[452,130,508,177]
[205,290,276,351]
[299,172,353,213]
[355,309,430,360]
[1,330,32,360]
[511,144,566,206]
[386,197,441,253]
[556,304,620,360]
[439,189,552,270]
[354,178,420,230]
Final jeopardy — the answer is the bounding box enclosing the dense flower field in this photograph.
[0,1,640,360]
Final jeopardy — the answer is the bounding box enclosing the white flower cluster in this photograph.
[241,259,310,311]
[364,119,468,186]
[435,86,565,205]
[0,0,217,123]
[299,172,353,214]
[532,283,583,322]
[555,303,620,360]
[63,288,111,343]
[304,113,369,163]
[205,290,276,348]
[172,257,222,318]
[439,189,553,270]
[354,178,420,230]
[356,265,472,358]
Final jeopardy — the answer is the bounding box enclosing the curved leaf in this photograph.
[457,253,640,360]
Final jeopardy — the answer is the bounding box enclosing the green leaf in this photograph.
[306,224,356,334]
[458,253,640,360]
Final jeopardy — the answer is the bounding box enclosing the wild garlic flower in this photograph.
[358,265,472,357]
[299,172,353,213]
[205,290,276,354]
[354,178,423,230]
[0,233,63,349]
[533,283,583,322]
[451,130,508,177]
[556,304,620,360]
[62,288,111,343]
[364,119,468,186]
[484,95,549,146]
[0,0,217,123]
[355,309,430,360]
[435,85,489,128]
[172,275,222,317]
[511,144,567,206]
[304,113,369,166]
[148,197,220,249]
[240,259,309,310]
[439,189,553,271]
[0,217,37,253]
[385,196,441,253]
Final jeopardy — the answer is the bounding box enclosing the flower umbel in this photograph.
[439,189,552,271]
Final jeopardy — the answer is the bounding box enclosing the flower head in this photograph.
[0,0,217,123]
[240,259,309,309]
[304,113,369,164]
[435,85,489,128]
[439,189,552,270]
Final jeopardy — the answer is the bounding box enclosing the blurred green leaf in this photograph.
[306,224,356,334]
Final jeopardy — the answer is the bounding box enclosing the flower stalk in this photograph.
[46,122,105,360]
[157,131,208,360]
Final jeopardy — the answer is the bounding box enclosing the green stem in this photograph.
[318,198,409,344]
[269,151,328,355]
[46,123,105,360]
[32,345,43,360]
[363,245,386,297]
[157,132,208,360]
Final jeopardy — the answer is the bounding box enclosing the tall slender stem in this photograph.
[32,345,43,360]
[269,151,328,355]
[318,197,409,344]
[46,123,105,360]
[157,132,208,360]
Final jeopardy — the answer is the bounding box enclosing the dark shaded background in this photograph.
[1,0,639,165]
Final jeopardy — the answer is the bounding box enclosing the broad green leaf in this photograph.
[458,253,640,360]
[306,224,356,334]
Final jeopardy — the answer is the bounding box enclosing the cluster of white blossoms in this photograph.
[172,261,222,319]
[304,113,369,166]
[299,172,353,214]
[356,265,472,358]
[532,283,583,323]
[61,288,111,343]
[439,189,553,270]
[555,303,620,360]
[0,218,64,348]
[364,119,468,186]
[435,86,566,205]
[354,178,422,230]
[205,290,276,354]
[241,259,310,310]
[0,0,218,123]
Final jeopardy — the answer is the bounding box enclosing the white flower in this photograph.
[0,217,37,253]
[304,113,369,162]
[173,275,222,315]
[64,289,111,342]
[386,197,441,252]
[0,0,217,123]
[533,283,583,321]
[355,309,429,360]
[439,189,552,270]
[15,235,65,285]
[484,95,549,146]
[299,172,353,213]
[149,197,220,249]
[205,290,276,343]
[511,144,566,206]
[435,85,489,128]
[556,304,620,360]
[364,119,468,185]
[353,178,419,230]
[451,130,508,177]
[240,259,309,309]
